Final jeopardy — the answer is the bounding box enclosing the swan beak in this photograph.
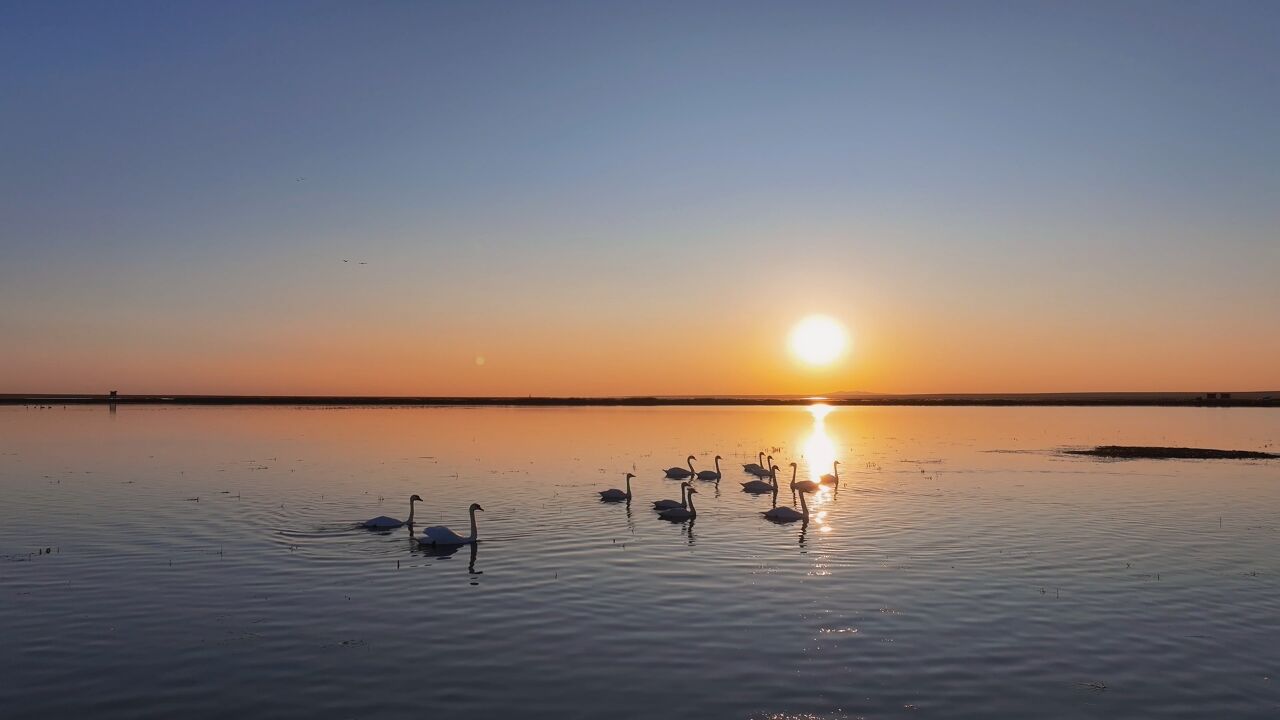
[476,506,485,512]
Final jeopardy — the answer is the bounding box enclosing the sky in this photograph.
[2,0,1278,396]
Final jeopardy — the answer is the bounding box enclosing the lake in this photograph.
[1,404,1277,718]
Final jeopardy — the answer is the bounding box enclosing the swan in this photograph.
[742,452,766,475]
[820,460,840,486]
[696,455,722,481]
[663,455,695,479]
[653,481,690,510]
[764,486,809,523]
[599,473,634,502]
[747,454,774,478]
[789,462,820,493]
[419,503,483,546]
[741,464,778,494]
[362,494,422,529]
[658,487,697,521]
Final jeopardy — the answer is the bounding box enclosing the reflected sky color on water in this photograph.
[1,405,1278,718]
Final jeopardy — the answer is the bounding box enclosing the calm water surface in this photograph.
[1,405,1278,718]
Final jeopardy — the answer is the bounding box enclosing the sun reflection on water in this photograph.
[801,404,841,514]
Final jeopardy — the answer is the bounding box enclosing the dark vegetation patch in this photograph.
[1066,445,1278,460]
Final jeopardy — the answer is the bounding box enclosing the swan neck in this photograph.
[408,499,416,526]
[624,475,631,498]
[686,491,696,516]
[468,507,479,541]
[799,490,809,518]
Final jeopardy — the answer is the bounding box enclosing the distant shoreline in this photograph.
[3,393,1278,407]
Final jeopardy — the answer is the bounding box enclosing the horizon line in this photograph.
[3,391,1277,408]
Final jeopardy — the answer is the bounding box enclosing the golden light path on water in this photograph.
[800,403,840,532]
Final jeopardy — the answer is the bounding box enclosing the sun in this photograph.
[789,315,849,366]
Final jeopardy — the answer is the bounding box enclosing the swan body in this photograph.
[742,452,766,475]
[663,455,696,479]
[789,463,820,493]
[363,494,422,529]
[599,473,634,502]
[419,503,483,546]
[658,487,697,521]
[653,482,690,510]
[696,455,722,481]
[820,461,840,486]
[764,487,809,523]
[741,464,778,494]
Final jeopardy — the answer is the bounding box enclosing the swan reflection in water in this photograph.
[418,538,482,576]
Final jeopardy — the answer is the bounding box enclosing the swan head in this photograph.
[680,481,690,488]
[469,503,484,512]
[410,494,423,503]
[834,460,840,466]
[789,462,797,468]
[687,455,695,461]
[714,455,722,460]
[625,473,635,479]
[771,465,780,472]
[686,487,698,496]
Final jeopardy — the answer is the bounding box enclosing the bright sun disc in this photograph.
[789,315,848,366]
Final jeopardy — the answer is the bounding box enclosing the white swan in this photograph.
[696,455,722,481]
[820,460,840,486]
[653,482,690,510]
[764,486,809,523]
[741,464,778,494]
[747,454,774,478]
[419,503,483,546]
[789,462,820,493]
[599,473,634,502]
[658,487,697,521]
[362,494,422,529]
[742,452,766,475]
[663,455,695,479]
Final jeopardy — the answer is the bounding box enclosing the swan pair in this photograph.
[663,455,722,481]
[362,495,482,545]
[741,463,814,493]
[602,476,698,520]
[599,475,699,521]
[658,487,697,521]
[743,453,773,478]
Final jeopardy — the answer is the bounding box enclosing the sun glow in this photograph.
[789,315,849,366]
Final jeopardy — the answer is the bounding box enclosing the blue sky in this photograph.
[2,1,1277,394]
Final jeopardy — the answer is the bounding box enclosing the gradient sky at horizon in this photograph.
[2,1,1278,395]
